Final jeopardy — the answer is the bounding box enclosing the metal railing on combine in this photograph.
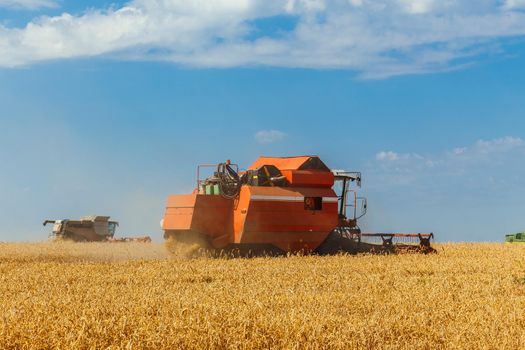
[342,190,367,220]
[197,163,238,188]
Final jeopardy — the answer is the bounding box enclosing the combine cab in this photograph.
[162,156,435,255]
[43,215,151,242]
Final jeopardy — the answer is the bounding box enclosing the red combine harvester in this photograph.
[162,156,434,255]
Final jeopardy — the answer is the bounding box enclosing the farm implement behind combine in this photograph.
[162,156,435,256]
[43,216,151,243]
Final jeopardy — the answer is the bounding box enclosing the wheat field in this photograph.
[1,242,525,349]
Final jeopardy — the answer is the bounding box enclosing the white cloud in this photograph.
[370,136,525,188]
[452,147,466,155]
[1,1,525,77]
[504,0,525,9]
[363,137,525,242]
[474,136,524,153]
[376,151,401,161]
[255,129,287,144]
[0,0,58,9]
[378,137,524,166]
[376,151,422,161]
[399,0,435,14]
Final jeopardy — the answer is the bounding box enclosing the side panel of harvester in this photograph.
[162,193,233,243]
[70,226,108,241]
[234,186,339,252]
[163,187,339,252]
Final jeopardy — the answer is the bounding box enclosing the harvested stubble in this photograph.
[1,242,525,349]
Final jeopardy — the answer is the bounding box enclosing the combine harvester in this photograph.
[43,215,151,242]
[505,232,525,243]
[161,156,435,255]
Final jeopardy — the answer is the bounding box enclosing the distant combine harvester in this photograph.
[43,215,151,243]
[505,232,525,244]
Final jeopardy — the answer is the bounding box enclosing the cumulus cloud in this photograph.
[255,129,287,144]
[369,136,525,189]
[363,136,525,242]
[380,136,524,164]
[376,151,423,161]
[1,0,525,77]
[474,136,524,153]
[376,151,401,161]
[0,0,57,9]
[504,0,525,9]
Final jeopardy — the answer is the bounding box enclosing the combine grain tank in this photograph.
[162,156,435,255]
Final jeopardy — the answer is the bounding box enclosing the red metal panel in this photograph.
[248,156,313,171]
[163,194,197,231]
[248,186,337,198]
[163,207,194,230]
[233,187,251,244]
[280,170,334,188]
[236,186,339,251]
[167,194,196,208]
[163,194,233,243]
[245,208,338,232]
[192,195,233,240]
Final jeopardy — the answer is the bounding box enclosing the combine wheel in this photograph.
[164,231,212,258]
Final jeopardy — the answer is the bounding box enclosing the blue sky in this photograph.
[1,0,525,242]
